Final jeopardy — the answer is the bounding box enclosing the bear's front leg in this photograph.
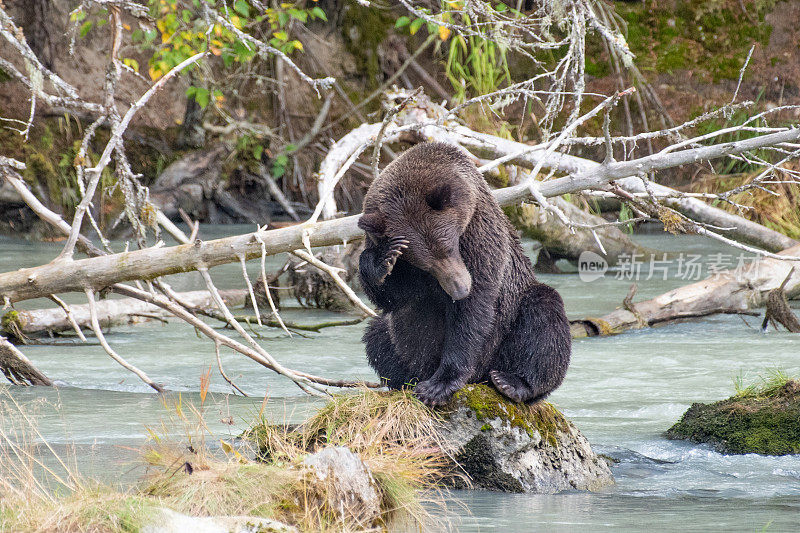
[359,236,408,310]
[414,291,495,406]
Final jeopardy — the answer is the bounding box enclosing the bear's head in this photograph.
[359,143,480,301]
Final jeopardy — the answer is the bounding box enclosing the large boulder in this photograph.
[440,384,614,493]
[666,380,800,455]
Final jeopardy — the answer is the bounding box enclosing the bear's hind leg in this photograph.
[363,315,413,390]
[492,283,571,404]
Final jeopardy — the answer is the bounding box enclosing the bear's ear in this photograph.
[358,211,385,235]
[425,183,453,211]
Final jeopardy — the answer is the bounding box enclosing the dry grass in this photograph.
[0,388,454,532]
[689,168,800,239]
[250,388,456,528]
[0,390,159,532]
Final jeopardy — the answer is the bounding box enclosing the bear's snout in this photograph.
[431,257,473,301]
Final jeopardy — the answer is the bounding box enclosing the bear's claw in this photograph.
[377,236,409,284]
[489,370,531,404]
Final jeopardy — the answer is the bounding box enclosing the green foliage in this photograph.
[341,1,395,89]
[396,2,520,102]
[733,369,792,399]
[618,203,635,234]
[134,0,325,81]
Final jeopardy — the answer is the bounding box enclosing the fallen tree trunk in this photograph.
[3,125,800,305]
[1,289,250,339]
[315,93,795,252]
[570,243,800,338]
[447,126,799,253]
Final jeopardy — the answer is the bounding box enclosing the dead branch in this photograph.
[110,283,379,389]
[85,288,164,392]
[2,290,250,338]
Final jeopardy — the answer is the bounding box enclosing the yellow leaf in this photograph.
[210,46,222,56]
[293,40,303,51]
[231,15,242,29]
[123,23,131,31]
[148,66,162,80]
[220,439,233,453]
[438,25,451,41]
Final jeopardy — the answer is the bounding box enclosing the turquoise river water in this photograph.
[1,226,798,532]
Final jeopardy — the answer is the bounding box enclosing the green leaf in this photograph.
[277,11,289,27]
[276,154,289,166]
[272,163,286,178]
[311,7,328,21]
[182,9,192,23]
[79,21,93,38]
[409,18,424,35]
[495,3,508,12]
[287,9,307,23]
[234,0,250,18]
[253,145,264,160]
[193,87,210,108]
[395,15,411,28]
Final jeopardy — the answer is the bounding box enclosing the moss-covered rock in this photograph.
[665,380,800,455]
[440,384,614,493]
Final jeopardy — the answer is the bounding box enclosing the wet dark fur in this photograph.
[358,143,571,406]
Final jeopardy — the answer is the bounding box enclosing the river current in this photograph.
[1,226,798,532]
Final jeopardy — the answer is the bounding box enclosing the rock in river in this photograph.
[440,384,614,493]
[666,380,800,455]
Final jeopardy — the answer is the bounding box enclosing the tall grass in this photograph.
[733,369,795,399]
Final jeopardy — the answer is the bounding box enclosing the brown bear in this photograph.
[358,142,571,406]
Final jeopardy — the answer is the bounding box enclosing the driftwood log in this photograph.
[1,289,251,339]
[0,336,52,385]
[506,197,650,267]
[571,243,800,338]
